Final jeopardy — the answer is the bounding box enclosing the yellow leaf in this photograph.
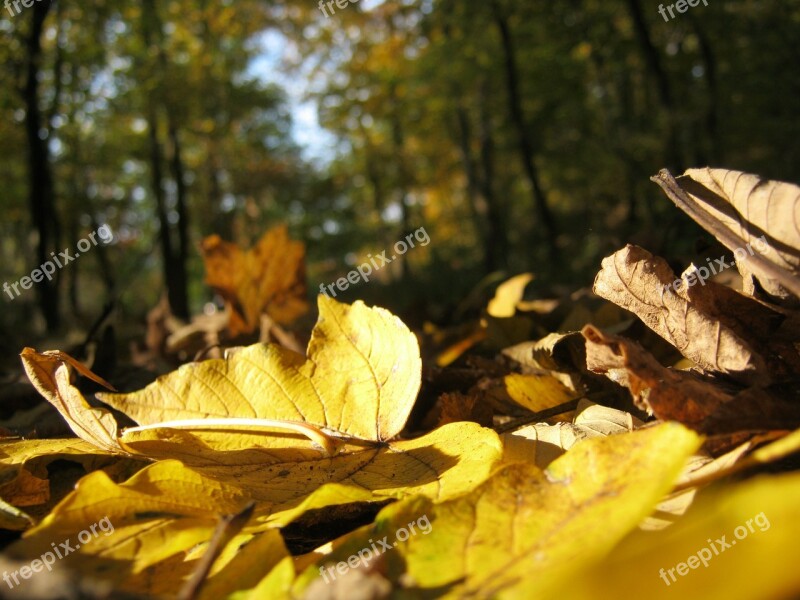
[559,472,800,600]
[19,349,123,454]
[503,371,581,413]
[201,225,309,335]
[0,497,33,530]
[9,460,250,579]
[502,400,642,468]
[0,438,106,479]
[125,421,502,526]
[233,556,294,600]
[487,273,534,317]
[292,422,701,598]
[0,438,122,514]
[100,295,422,442]
[198,530,290,599]
[7,423,501,586]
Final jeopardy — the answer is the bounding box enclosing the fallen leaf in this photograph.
[651,168,800,299]
[200,225,309,336]
[19,349,123,453]
[503,372,582,413]
[558,471,800,600]
[582,324,800,433]
[487,273,534,317]
[291,422,701,598]
[502,399,641,468]
[592,244,798,386]
[99,296,421,443]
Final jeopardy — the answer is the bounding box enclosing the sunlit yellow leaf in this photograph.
[8,460,250,581]
[558,472,800,600]
[487,273,534,317]
[198,530,290,599]
[99,295,421,442]
[503,371,581,413]
[19,349,123,453]
[292,422,701,598]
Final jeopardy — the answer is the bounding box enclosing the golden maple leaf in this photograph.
[200,225,309,336]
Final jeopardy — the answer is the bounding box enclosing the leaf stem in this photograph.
[123,418,341,456]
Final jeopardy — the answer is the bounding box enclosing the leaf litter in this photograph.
[1,168,800,598]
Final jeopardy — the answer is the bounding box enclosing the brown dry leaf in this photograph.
[426,391,493,428]
[201,225,309,336]
[0,467,50,508]
[501,333,589,394]
[651,168,800,299]
[581,324,800,433]
[592,244,799,385]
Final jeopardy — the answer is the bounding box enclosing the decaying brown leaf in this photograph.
[592,244,799,386]
[651,168,800,299]
[581,324,800,433]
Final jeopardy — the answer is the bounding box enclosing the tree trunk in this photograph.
[168,123,190,319]
[477,80,508,270]
[388,84,412,281]
[142,0,190,319]
[454,102,494,271]
[24,0,60,331]
[625,0,682,171]
[490,0,557,258]
[146,110,181,320]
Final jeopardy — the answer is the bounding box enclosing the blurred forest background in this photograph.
[1,0,799,358]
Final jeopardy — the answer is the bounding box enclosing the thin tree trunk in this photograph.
[625,0,682,171]
[442,17,497,271]
[388,85,412,281]
[477,80,508,270]
[490,0,557,258]
[691,18,719,165]
[24,0,60,330]
[168,123,190,319]
[454,102,494,271]
[142,0,189,319]
[146,110,180,319]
